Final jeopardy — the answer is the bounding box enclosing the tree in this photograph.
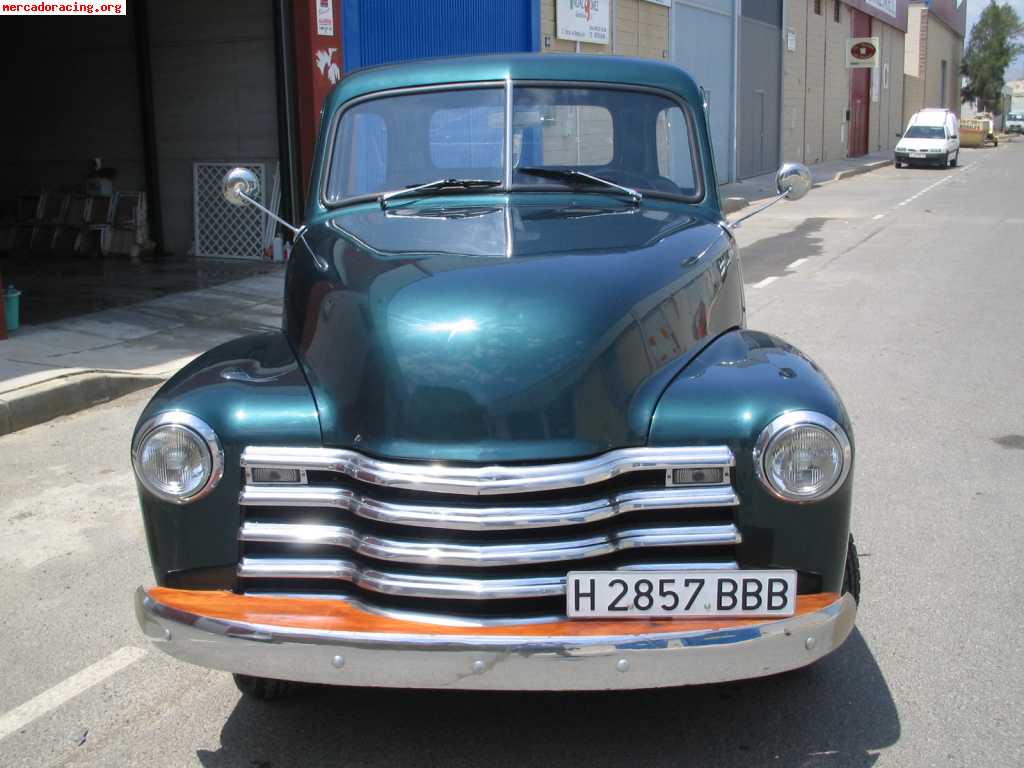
[961,1,1024,114]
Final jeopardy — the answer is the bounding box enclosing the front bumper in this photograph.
[135,587,857,690]
[895,151,946,165]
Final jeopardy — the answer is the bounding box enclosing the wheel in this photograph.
[841,534,861,605]
[945,152,953,168]
[233,673,295,701]
[950,150,958,167]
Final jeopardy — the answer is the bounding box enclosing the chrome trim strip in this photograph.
[239,521,741,567]
[136,587,857,690]
[240,445,735,496]
[239,484,739,530]
[236,558,740,600]
[132,411,224,505]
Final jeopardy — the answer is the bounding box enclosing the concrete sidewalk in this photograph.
[720,149,894,213]
[0,273,284,435]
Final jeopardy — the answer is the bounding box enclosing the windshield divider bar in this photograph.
[504,76,513,191]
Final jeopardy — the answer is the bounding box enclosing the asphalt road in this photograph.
[2,142,1023,767]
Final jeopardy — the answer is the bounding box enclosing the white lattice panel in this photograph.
[193,162,265,259]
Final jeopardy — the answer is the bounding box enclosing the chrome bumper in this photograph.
[135,587,857,691]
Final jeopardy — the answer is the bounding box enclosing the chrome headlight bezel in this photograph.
[131,411,224,504]
[753,411,852,503]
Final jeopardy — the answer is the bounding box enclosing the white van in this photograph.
[894,109,960,168]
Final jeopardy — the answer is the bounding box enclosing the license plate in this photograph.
[566,570,797,619]
[909,152,926,158]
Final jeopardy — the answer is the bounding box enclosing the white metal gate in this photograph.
[193,162,265,259]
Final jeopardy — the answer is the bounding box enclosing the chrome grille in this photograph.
[237,446,740,617]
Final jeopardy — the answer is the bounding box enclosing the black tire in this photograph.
[950,150,958,167]
[233,673,294,701]
[894,160,902,168]
[841,534,861,605]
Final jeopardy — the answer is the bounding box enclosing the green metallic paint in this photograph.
[649,330,854,592]
[285,197,741,461]
[134,332,321,586]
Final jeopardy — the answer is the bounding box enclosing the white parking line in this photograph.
[872,214,885,220]
[786,258,808,270]
[750,276,779,289]
[0,647,147,742]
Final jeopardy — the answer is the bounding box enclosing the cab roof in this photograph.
[325,53,704,113]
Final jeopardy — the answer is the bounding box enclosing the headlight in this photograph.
[753,411,851,502]
[132,412,223,503]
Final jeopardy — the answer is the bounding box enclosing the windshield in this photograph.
[511,87,699,199]
[325,84,701,204]
[1009,113,1023,120]
[904,125,946,139]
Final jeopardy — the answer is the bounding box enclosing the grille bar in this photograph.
[237,557,742,600]
[239,485,739,531]
[241,445,734,496]
[239,521,741,567]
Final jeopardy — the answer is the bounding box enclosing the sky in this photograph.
[964,0,1024,81]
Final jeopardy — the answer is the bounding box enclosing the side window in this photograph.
[429,105,504,169]
[656,106,695,193]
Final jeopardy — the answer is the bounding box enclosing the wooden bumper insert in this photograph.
[148,587,839,638]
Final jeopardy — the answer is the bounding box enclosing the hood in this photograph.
[285,199,741,462]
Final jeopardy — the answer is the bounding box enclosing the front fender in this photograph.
[649,329,854,592]
[133,331,322,588]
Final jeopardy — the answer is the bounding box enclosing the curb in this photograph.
[725,158,894,218]
[832,159,893,181]
[0,371,165,437]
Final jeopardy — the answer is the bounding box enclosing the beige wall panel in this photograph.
[823,0,849,161]
[904,4,922,76]
[923,12,961,110]
[783,0,808,162]
[804,0,827,164]
[903,74,924,120]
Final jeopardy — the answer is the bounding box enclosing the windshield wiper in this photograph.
[516,167,642,203]
[379,178,501,208]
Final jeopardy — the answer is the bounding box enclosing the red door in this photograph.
[848,9,871,157]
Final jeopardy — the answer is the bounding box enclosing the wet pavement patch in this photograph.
[0,253,282,326]
[993,435,1024,450]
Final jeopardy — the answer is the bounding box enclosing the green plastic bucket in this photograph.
[4,288,21,332]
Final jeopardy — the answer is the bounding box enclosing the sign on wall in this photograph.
[846,37,880,69]
[556,0,610,45]
[316,0,334,36]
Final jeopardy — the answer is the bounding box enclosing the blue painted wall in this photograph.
[342,0,540,72]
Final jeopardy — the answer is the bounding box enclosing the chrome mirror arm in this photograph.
[727,161,812,230]
[726,190,788,230]
[237,189,303,237]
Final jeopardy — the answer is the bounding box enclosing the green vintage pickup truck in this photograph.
[132,53,858,698]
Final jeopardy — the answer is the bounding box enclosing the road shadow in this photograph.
[740,216,830,284]
[197,629,898,768]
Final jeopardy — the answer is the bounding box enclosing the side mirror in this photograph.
[222,167,260,206]
[220,166,303,238]
[776,162,812,201]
